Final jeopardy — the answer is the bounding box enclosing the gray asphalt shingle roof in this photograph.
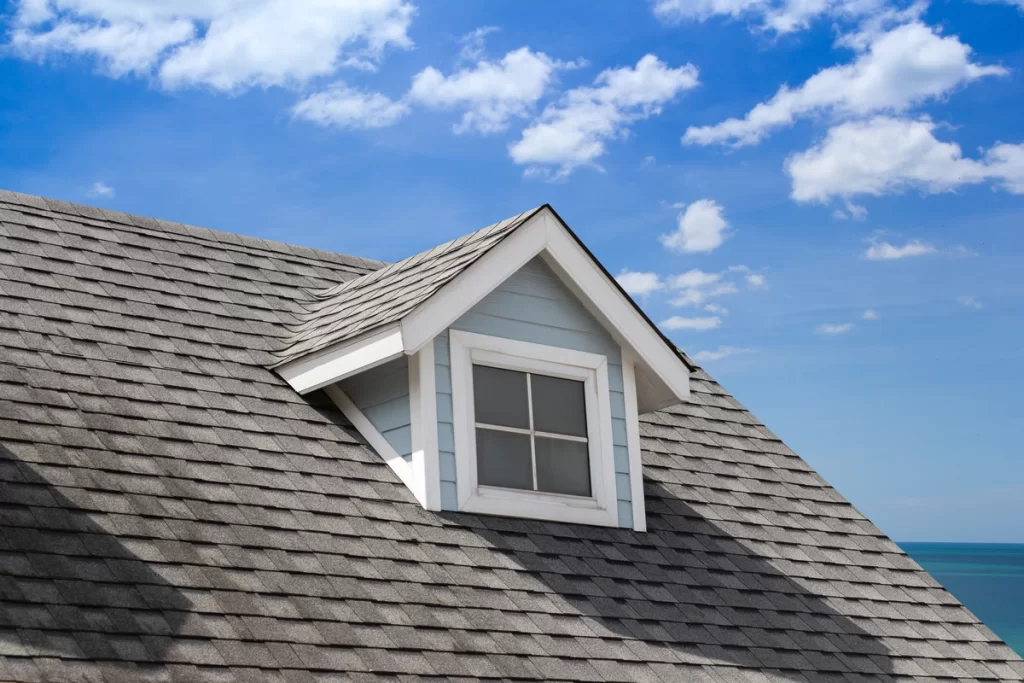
[273,207,542,366]
[0,188,1021,683]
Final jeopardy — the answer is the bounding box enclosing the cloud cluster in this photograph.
[409,47,580,134]
[509,55,699,178]
[660,199,730,253]
[684,21,1005,148]
[10,0,416,90]
[787,116,1024,202]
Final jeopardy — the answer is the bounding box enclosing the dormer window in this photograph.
[450,330,619,527]
[276,205,692,532]
[474,364,592,497]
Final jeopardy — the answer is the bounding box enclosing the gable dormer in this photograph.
[272,206,691,531]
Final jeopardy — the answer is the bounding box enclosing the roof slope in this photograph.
[273,207,542,366]
[0,189,1021,683]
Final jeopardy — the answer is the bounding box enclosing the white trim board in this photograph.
[323,384,421,503]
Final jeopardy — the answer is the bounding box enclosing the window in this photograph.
[473,365,591,497]
[450,330,619,527]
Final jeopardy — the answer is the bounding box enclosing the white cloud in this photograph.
[817,322,855,334]
[409,47,578,134]
[862,309,879,320]
[787,116,1024,202]
[684,22,1005,148]
[864,239,936,260]
[86,180,114,197]
[651,0,885,33]
[8,0,415,90]
[457,25,498,63]
[615,269,663,296]
[665,268,737,307]
[642,155,656,166]
[958,295,983,309]
[509,54,699,178]
[704,303,729,315]
[292,83,409,129]
[659,199,729,253]
[691,345,754,362]
[729,264,768,290]
[661,315,722,331]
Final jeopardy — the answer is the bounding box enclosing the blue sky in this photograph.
[1,0,1023,542]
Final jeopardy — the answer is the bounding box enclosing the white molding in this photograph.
[400,213,548,354]
[323,384,421,501]
[450,330,619,528]
[409,342,441,510]
[621,350,647,532]
[538,215,690,411]
[278,325,404,395]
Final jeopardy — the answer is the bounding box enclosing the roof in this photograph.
[273,207,542,366]
[0,188,1021,683]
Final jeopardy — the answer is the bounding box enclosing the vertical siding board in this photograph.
[440,256,635,528]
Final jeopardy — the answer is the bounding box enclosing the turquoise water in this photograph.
[901,542,1024,656]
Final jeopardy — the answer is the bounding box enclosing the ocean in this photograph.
[900,542,1024,656]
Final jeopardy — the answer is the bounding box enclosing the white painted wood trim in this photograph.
[622,350,647,532]
[409,342,441,510]
[538,214,690,408]
[323,384,421,502]
[449,330,619,528]
[400,213,548,354]
[278,325,404,395]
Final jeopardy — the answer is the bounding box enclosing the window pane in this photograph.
[476,428,533,490]
[531,374,587,437]
[535,437,591,497]
[473,365,529,429]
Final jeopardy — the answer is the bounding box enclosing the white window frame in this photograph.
[449,330,619,527]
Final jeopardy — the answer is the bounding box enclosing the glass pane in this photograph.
[531,374,587,437]
[473,365,529,429]
[535,437,591,497]
[476,428,533,491]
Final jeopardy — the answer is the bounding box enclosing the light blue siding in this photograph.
[338,357,412,462]
[434,331,459,510]
[435,257,634,526]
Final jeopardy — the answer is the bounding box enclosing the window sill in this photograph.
[461,486,619,527]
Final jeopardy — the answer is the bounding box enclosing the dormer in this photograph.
[272,206,691,531]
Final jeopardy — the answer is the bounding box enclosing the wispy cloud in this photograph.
[862,309,879,320]
[691,346,754,362]
[615,269,663,296]
[87,181,115,198]
[958,295,983,309]
[661,315,722,331]
[864,239,936,260]
[817,322,855,335]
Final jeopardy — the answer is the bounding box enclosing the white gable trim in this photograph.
[281,324,403,395]
[323,384,422,503]
[277,206,689,413]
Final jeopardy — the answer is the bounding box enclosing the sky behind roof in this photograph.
[1,0,1023,542]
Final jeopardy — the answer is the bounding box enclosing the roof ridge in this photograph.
[0,188,389,273]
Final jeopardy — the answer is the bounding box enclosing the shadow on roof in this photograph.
[0,443,192,665]
[443,479,896,681]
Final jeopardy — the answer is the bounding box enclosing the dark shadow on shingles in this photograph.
[0,443,191,665]
[442,479,897,682]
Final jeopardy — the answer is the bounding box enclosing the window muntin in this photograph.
[472,365,591,497]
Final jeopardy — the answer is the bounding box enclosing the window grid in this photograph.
[474,368,590,495]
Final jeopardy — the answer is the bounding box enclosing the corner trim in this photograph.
[622,350,647,532]
[323,384,421,502]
